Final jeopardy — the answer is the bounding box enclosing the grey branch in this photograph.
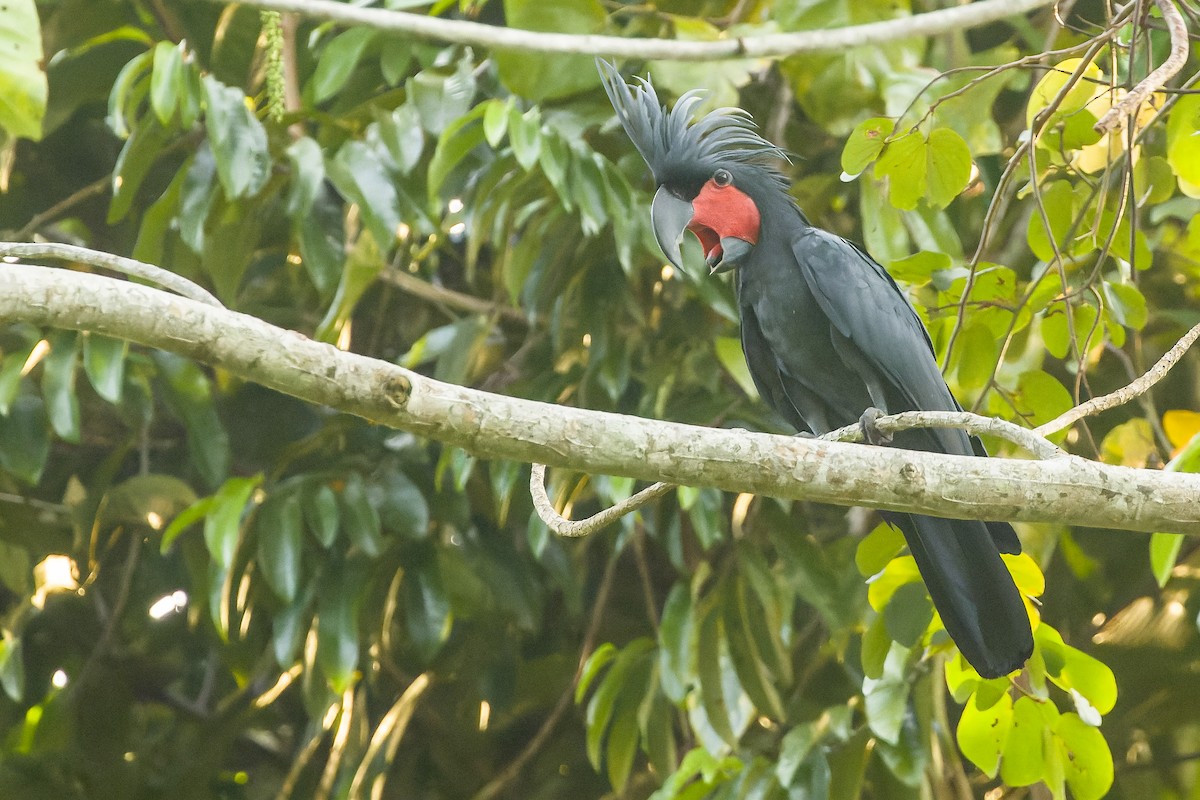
[209,0,1057,61]
[1037,322,1200,436]
[5,260,1200,534]
[0,242,223,308]
[823,411,1066,461]
[1094,0,1189,133]
[530,464,672,537]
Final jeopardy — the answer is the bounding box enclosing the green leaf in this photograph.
[311,28,377,103]
[509,105,542,171]
[721,575,784,719]
[0,637,25,702]
[576,642,617,704]
[427,104,487,204]
[405,557,452,662]
[82,333,128,404]
[109,115,172,223]
[327,139,403,251]
[1001,695,1055,786]
[585,638,654,769]
[715,337,758,399]
[40,331,81,443]
[0,0,47,140]
[659,583,693,704]
[776,722,819,787]
[1026,58,1102,128]
[256,493,304,603]
[883,582,933,648]
[285,136,325,217]
[875,132,927,210]
[888,250,950,284]
[154,353,230,489]
[0,394,49,484]
[304,483,340,548]
[861,613,890,680]
[204,475,260,571]
[376,102,425,174]
[954,322,997,392]
[0,337,36,416]
[409,58,476,134]
[494,0,604,101]
[1026,180,1075,261]
[160,495,215,553]
[696,599,739,745]
[605,652,653,791]
[957,690,1013,777]
[482,97,510,148]
[316,558,362,693]
[925,127,972,208]
[841,117,893,176]
[1166,94,1200,189]
[202,74,270,199]
[862,643,910,745]
[1101,281,1147,330]
[340,472,384,558]
[149,41,183,125]
[1150,531,1184,588]
[1056,713,1114,800]
[1012,370,1073,431]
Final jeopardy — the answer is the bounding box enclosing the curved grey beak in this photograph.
[650,186,693,269]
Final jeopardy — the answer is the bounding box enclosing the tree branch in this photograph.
[1094,0,1189,133]
[208,0,1057,61]
[1037,322,1200,436]
[823,411,1066,460]
[4,261,1200,534]
[530,463,673,537]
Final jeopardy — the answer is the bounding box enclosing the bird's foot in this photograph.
[859,407,893,446]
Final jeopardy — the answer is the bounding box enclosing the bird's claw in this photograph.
[859,407,892,446]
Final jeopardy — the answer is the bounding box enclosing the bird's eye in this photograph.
[713,169,732,187]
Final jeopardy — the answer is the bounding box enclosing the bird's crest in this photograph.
[597,60,788,188]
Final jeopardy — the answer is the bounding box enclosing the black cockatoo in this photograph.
[600,62,1033,679]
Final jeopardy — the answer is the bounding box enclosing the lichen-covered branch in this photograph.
[1094,0,1189,133]
[208,0,1057,61]
[3,260,1200,534]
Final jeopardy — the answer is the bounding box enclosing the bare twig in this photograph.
[531,463,673,537]
[1037,322,1200,436]
[1095,0,1189,132]
[13,176,110,240]
[0,242,223,308]
[206,0,1056,61]
[381,268,527,325]
[822,411,1067,460]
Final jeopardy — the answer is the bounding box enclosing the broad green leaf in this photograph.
[605,653,653,791]
[494,0,604,101]
[659,584,693,704]
[1056,713,1114,800]
[954,322,996,392]
[149,41,183,125]
[256,493,304,603]
[640,689,677,779]
[585,638,654,768]
[1166,94,1200,189]
[302,484,340,549]
[427,104,487,204]
[862,644,909,745]
[1150,532,1185,588]
[285,136,325,217]
[1000,696,1053,786]
[376,101,425,175]
[695,599,738,745]
[715,337,757,399]
[316,559,362,693]
[776,722,819,787]
[1026,180,1076,261]
[957,690,1012,777]
[576,642,617,704]
[327,140,402,252]
[861,613,890,680]
[405,558,452,662]
[841,116,893,176]
[0,337,37,415]
[82,333,128,404]
[408,58,476,134]
[1101,281,1147,330]
[722,574,784,719]
[925,127,972,208]
[0,0,47,140]
[160,495,215,553]
[202,75,270,199]
[482,97,510,147]
[888,250,950,284]
[311,28,377,103]
[1026,58,1102,128]
[178,145,218,253]
[1012,370,1073,431]
[0,394,49,484]
[508,105,541,171]
[40,331,81,443]
[204,475,260,571]
[154,352,230,488]
[109,116,172,223]
[0,637,25,702]
[883,582,933,648]
[867,554,921,611]
[340,472,384,558]
[875,131,927,210]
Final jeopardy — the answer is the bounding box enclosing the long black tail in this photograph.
[884,512,1033,678]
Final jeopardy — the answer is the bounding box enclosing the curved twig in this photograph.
[208,0,1056,61]
[1037,322,1200,436]
[0,242,223,308]
[1094,0,1189,133]
[821,411,1066,460]
[530,463,673,537]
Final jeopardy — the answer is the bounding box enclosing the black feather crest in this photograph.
[597,60,788,188]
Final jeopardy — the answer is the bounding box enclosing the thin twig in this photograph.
[821,411,1066,460]
[531,464,673,537]
[1095,0,1189,132]
[13,176,110,240]
[0,242,223,308]
[1037,322,1200,435]
[380,268,527,325]
[205,0,1056,61]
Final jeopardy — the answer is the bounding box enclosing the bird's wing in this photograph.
[790,228,971,456]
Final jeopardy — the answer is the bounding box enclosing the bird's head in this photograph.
[599,60,789,275]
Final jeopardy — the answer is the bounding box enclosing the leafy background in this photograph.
[1,0,1200,798]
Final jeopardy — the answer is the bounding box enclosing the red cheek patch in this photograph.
[688,180,761,246]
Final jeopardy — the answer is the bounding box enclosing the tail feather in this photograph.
[884,512,1033,678]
